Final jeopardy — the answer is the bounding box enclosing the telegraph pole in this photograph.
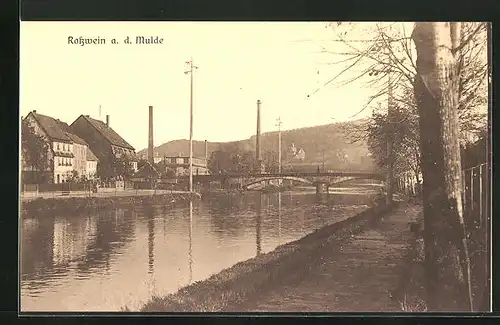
[185,58,198,193]
[276,117,282,175]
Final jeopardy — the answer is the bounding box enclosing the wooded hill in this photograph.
[137,119,378,172]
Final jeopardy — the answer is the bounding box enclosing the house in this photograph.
[23,111,76,184]
[287,143,306,161]
[86,147,98,179]
[133,161,160,180]
[295,148,306,161]
[22,111,102,184]
[58,121,89,179]
[132,161,161,189]
[162,155,209,176]
[69,114,138,180]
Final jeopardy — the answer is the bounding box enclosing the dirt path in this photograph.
[232,202,422,312]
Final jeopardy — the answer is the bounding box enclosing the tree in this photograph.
[366,91,421,186]
[208,146,257,175]
[114,154,135,180]
[208,150,232,174]
[317,21,487,311]
[412,22,473,311]
[164,167,176,178]
[65,170,79,183]
[137,158,149,170]
[331,22,487,146]
[263,150,279,173]
[21,119,50,183]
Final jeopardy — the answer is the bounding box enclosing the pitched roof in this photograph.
[27,111,91,146]
[29,112,72,142]
[86,148,98,161]
[58,121,88,145]
[79,115,135,151]
[134,161,159,178]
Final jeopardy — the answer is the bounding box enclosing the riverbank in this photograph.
[232,201,422,312]
[20,191,197,218]
[139,197,392,312]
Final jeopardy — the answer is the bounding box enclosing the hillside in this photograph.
[137,119,377,172]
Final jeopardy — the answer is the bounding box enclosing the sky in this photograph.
[20,22,384,151]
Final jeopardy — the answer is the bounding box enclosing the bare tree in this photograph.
[326,22,487,145]
[314,21,488,311]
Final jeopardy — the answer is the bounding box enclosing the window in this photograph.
[184,158,189,164]
[57,174,60,183]
[57,143,60,150]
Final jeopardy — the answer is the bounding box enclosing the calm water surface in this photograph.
[20,181,382,311]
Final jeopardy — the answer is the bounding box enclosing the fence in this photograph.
[462,163,488,230]
[397,161,490,310]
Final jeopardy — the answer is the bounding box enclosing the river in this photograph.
[20,180,383,312]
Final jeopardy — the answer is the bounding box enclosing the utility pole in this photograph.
[276,117,282,175]
[185,58,198,193]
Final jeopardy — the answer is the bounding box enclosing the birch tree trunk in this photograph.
[412,22,473,311]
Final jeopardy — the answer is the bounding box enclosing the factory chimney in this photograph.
[148,106,154,164]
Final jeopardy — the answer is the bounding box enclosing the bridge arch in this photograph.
[244,176,313,189]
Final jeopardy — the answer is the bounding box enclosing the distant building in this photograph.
[153,152,162,164]
[69,114,138,179]
[295,148,306,161]
[287,143,306,161]
[162,155,209,176]
[133,161,160,180]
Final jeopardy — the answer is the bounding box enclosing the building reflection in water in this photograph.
[188,200,193,284]
[278,192,282,244]
[52,215,98,267]
[256,194,262,256]
[147,208,155,276]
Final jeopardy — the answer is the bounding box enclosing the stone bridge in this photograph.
[191,172,384,194]
[243,175,356,190]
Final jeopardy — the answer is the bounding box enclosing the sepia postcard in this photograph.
[19,21,491,314]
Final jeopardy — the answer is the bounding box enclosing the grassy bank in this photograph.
[392,210,490,312]
[390,211,427,312]
[139,198,393,312]
[21,192,198,218]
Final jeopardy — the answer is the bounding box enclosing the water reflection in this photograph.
[278,192,282,244]
[256,194,262,256]
[188,200,193,284]
[147,208,155,275]
[21,181,382,311]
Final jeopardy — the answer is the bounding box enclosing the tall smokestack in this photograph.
[148,106,154,164]
[106,115,110,127]
[256,100,261,164]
